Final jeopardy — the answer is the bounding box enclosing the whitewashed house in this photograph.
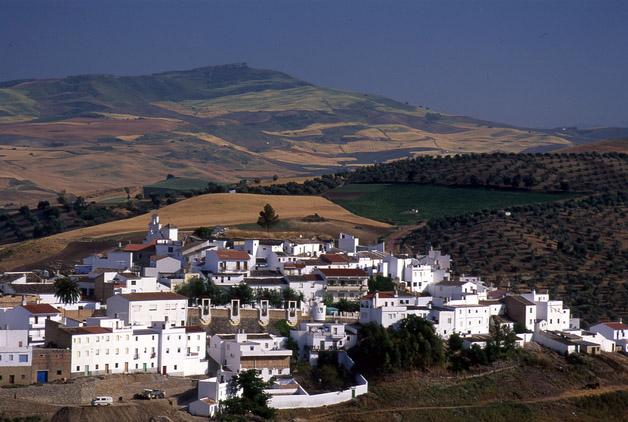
[522,290,570,331]
[204,249,251,277]
[290,322,358,364]
[0,304,62,345]
[0,329,31,368]
[208,333,292,382]
[317,268,369,301]
[590,321,627,352]
[46,317,207,376]
[359,291,432,328]
[106,292,188,327]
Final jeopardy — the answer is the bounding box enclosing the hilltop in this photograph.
[0,63,598,205]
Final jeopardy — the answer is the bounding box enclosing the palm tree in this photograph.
[54,277,81,305]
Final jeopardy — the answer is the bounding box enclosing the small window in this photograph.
[57,370,62,375]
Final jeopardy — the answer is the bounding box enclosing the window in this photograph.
[95,364,99,370]
[19,354,28,363]
[115,363,119,368]
[174,365,177,370]
[76,366,80,371]
[57,370,62,375]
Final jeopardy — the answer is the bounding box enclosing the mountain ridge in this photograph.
[0,63,619,205]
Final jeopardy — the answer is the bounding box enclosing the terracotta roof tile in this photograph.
[319,268,368,278]
[21,303,61,314]
[119,292,187,301]
[214,249,250,260]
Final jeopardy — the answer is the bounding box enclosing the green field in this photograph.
[327,184,577,225]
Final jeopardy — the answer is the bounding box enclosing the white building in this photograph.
[522,290,570,331]
[204,249,252,276]
[290,322,358,365]
[209,333,292,382]
[590,321,628,352]
[317,268,369,301]
[48,317,207,376]
[145,214,178,243]
[106,292,188,327]
[77,250,133,274]
[0,329,31,367]
[189,374,239,417]
[359,291,432,328]
[283,239,325,257]
[0,304,62,345]
[338,233,359,254]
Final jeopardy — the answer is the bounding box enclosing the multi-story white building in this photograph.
[204,249,252,276]
[0,304,62,345]
[106,292,188,327]
[317,268,369,301]
[209,333,292,381]
[359,291,432,328]
[522,290,570,331]
[46,317,207,376]
[290,322,358,364]
[0,329,31,368]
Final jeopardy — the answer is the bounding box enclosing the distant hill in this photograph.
[0,63,620,205]
[556,138,628,154]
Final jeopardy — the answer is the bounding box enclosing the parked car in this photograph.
[91,396,113,406]
[135,389,166,400]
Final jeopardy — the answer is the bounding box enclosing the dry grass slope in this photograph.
[0,193,388,270]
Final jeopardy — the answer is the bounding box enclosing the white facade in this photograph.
[204,249,252,275]
[590,322,628,352]
[209,333,292,382]
[522,291,570,331]
[359,292,432,328]
[290,322,357,365]
[79,251,133,274]
[106,292,188,327]
[62,317,206,377]
[0,304,62,345]
[338,233,359,254]
[0,329,31,367]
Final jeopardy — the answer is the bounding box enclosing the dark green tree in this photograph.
[221,369,275,419]
[257,203,279,231]
[368,274,395,292]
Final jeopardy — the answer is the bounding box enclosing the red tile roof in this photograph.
[214,249,250,260]
[185,326,206,333]
[362,291,396,299]
[75,326,112,335]
[603,322,628,330]
[320,254,351,263]
[21,303,61,315]
[319,268,368,278]
[119,292,187,301]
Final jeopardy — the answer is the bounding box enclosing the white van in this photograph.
[91,396,113,406]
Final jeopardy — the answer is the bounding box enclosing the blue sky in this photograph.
[1,0,627,128]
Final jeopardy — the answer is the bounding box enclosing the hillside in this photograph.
[0,192,389,271]
[279,349,628,422]
[0,63,584,205]
[400,192,628,323]
[347,152,628,193]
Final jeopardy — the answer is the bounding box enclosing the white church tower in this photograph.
[144,214,179,243]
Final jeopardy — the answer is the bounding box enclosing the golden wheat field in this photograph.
[0,193,389,270]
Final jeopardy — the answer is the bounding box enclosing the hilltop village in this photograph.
[0,215,625,416]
